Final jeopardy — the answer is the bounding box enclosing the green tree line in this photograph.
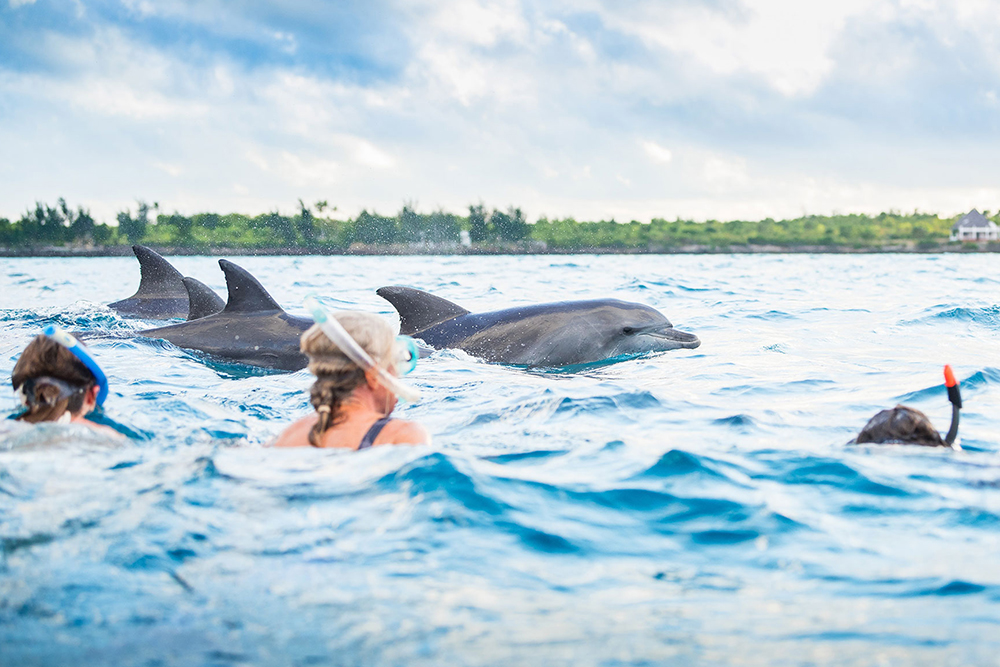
[531,211,964,249]
[0,198,987,251]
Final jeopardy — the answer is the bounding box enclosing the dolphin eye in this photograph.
[623,326,635,335]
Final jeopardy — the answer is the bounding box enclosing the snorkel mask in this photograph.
[15,376,87,411]
[41,325,109,407]
[305,296,421,404]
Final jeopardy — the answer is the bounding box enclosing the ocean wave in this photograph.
[896,367,1000,403]
[753,455,913,497]
[4,254,1000,664]
[903,304,1000,327]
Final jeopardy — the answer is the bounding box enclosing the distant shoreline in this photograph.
[2,241,999,257]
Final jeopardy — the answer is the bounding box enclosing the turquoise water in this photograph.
[2,254,999,666]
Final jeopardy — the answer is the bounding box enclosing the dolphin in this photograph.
[376,286,701,367]
[108,245,190,319]
[140,260,311,370]
[182,277,226,321]
[108,245,226,321]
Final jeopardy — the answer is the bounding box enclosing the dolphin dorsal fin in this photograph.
[376,285,469,335]
[219,259,284,313]
[182,277,226,321]
[133,245,186,298]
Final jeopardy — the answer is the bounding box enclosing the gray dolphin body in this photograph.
[141,260,311,370]
[377,286,700,367]
[109,245,225,320]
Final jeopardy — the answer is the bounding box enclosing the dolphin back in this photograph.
[130,245,186,299]
[140,260,310,370]
[377,286,470,335]
[182,277,226,321]
[219,260,284,313]
[108,245,189,318]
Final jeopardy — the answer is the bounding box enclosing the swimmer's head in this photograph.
[299,312,404,447]
[11,334,98,424]
[301,311,397,376]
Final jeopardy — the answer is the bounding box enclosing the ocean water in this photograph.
[1,253,999,666]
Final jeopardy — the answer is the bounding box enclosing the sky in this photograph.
[2,0,1000,224]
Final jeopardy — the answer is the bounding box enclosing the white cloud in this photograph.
[642,141,673,165]
[3,0,1000,225]
[153,161,184,177]
[245,150,269,172]
[415,43,494,106]
[9,0,37,7]
[16,26,212,120]
[423,0,529,47]
[272,31,298,55]
[702,155,751,193]
[348,138,396,169]
[273,152,341,188]
[598,0,882,96]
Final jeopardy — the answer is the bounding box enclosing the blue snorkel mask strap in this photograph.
[394,336,419,376]
[42,325,109,406]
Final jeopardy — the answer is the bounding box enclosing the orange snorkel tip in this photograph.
[944,365,962,409]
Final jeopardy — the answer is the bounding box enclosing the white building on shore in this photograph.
[951,209,999,241]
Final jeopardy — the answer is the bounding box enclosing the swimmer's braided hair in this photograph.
[299,312,395,448]
[308,366,367,446]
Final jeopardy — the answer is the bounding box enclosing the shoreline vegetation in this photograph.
[2,198,999,256]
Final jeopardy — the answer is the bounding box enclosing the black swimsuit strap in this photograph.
[358,416,393,450]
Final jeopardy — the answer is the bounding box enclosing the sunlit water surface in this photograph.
[2,254,999,666]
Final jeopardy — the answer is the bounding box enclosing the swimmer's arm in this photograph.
[383,420,431,446]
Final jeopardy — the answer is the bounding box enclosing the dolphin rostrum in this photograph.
[376,285,701,367]
[108,245,191,319]
[141,260,311,370]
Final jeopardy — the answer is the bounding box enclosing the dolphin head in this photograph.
[521,299,699,365]
[602,301,701,357]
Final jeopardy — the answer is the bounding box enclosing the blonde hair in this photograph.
[300,311,396,447]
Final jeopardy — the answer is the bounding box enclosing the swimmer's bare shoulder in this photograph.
[271,414,317,448]
[376,419,431,447]
[271,415,429,448]
[75,416,126,439]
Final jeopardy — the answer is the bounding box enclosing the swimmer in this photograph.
[10,326,121,437]
[273,308,430,449]
[851,365,962,448]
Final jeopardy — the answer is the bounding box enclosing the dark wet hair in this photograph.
[11,335,96,424]
[853,405,946,447]
[299,313,395,447]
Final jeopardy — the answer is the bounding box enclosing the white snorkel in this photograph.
[305,296,422,404]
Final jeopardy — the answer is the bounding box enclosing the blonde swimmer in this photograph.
[272,305,429,450]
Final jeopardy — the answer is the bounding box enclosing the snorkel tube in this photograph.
[42,325,109,407]
[304,297,421,404]
[943,364,961,447]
